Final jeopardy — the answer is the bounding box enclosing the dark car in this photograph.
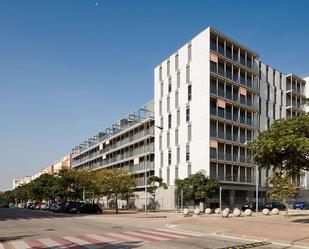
[64,201,81,213]
[0,204,9,208]
[264,201,286,210]
[241,202,265,211]
[70,203,102,214]
[302,203,309,210]
[50,202,65,213]
[293,202,307,210]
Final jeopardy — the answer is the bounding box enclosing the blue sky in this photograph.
[0,0,308,191]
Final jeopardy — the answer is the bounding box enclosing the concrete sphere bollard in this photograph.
[262,208,270,215]
[224,208,230,213]
[194,208,201,215]
[272,208,279,215]
[222,209,229,217]
[215,208,221,214]
[233,208,241,217]
[183,208,189,216]
[205,208,212,214]
[244,209,252,216]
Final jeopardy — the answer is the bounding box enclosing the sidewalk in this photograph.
[170,210,309,248]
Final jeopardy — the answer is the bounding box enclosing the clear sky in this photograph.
[0,0,308,191]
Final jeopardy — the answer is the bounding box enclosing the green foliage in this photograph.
[147,176,167,196]
[248,113,309,175]
[97,168,136,213]
[175,172,219,206]
[267,171,296,218]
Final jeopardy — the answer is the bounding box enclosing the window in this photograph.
[226,84,232,100]
[240,70,246,85]
[226,144,232,161]
[186,144,190,162]
[210,77,217,94]
[210,61,217,73]
[218,122,225,140]
[218,61,224,76]
[188,44,192,61]
[233,165,239,181]
[210,162,217,179]
[226,104,232,120]
[240,148,246,163]
[226,43,232,59]
[177,147,180,163]
[226,63,232,79]
[233,107,239,122]
[168,77,172,93]
[233,67,239,82]
[160,116,163,129]
[218,80,225,97]
[226,164,232,181]
[218,143,224,160]
[177,109,180,126]
[188,163,192,177]
[233,126,239,142]
[159,100,162,115]
[226,124,232,140]
[168,114,172,129]
[175,54,179,71]
[186,106,190,122]
[186,65,190,82]
[247,130,252,142]
[247,111,252,126]
[167,60,170,76]
[167,167,170,186]
[233,146,239,162]
[218,39,224,55]
[188,85,192,101]
[240,128,246,143]
[175,128,179,145]
[210,99,217,116]
[210,36,217,51]
[167,132,170,147]
[233,47,239,62]
[160,82,164,98]
[168,150,171,165]
[240,50,245,66]
[159,135,162,150]
[210,120,217,137]
[177,72,180,88]
[267,84,270,100]
[175,166,179,180]
[233,86,239,102]
[167,96,170,112]
[175,91,179,108]
[159,66,162,81]
[188,123,192,142]
[240,109,246,124]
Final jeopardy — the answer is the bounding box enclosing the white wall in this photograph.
[154,27,211,185]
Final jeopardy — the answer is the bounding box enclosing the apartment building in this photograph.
[71,101,155,190]
[12,154,72,189]
[154,27,309,208]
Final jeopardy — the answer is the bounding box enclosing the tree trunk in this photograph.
[115,196,118,214]
[284,198,288,218]
[154,194,156,212]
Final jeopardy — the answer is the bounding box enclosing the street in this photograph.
[1,208,308,249]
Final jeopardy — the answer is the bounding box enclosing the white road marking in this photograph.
[10,240,32,249]
[123,231,168,241]
[63,236,101,249]
[37,238,67,249]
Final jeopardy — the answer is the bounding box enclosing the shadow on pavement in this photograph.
[0,208,101,221]
[0,235,34,243]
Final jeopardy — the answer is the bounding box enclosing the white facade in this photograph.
[155,28,211,186]
[154,26,308,208]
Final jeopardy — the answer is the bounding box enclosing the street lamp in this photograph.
[144,125,163,214]
[244,140,259,214]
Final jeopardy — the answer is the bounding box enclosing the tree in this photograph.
[267,171,296,218]
[147,176,167,211]
[97,168,136,214]
[248,113,309,175]
[175,172,219,208]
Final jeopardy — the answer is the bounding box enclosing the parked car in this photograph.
[34,203,43,210]
[264,201,286,210]
[69,203,102,214]
[26,202,35,209]
[40,203,49,210]
[293,202,307,210]
[64,201,81,213]
[301,203,309,210]
[0,204,9,208]
[241,202,265,211]
[50,202,65,213]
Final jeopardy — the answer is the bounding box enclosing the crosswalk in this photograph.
[0,228,204,249]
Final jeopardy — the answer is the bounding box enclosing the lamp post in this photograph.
[245,140,259,214]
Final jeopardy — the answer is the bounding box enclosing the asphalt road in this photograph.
[0,208,306,249]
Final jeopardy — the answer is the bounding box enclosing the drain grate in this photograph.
[217,241,271,249]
